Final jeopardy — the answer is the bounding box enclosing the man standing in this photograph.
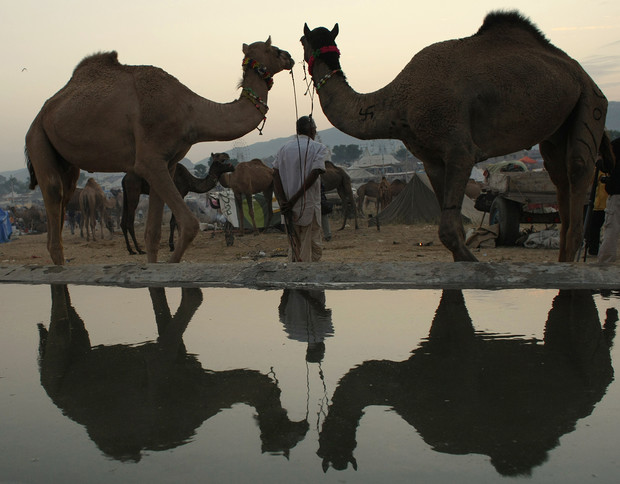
[273,116,328,262]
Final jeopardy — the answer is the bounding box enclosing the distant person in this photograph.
[273,116,328,262]
[586,170,608,256]
[598,138,620,263]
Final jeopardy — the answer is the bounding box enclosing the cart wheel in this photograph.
[489,197,521,246]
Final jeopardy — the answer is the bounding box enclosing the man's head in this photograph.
[296,116,317,138]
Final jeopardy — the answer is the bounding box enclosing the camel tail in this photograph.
[599,131,616,172]
[25,146,38,190]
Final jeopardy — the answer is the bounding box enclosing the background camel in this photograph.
[37,284,308,462]
[219,158,274,235]
[302,11,614,261]
[355,180,379,215]
[321,161,358,230]
[65,188,82,235]
[317,289,615,474]
[78,178,114,242]
[25,38,294,265]
[121,153,234,255]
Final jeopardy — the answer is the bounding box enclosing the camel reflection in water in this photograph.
[37,285,308,462]
[318,289,617,476]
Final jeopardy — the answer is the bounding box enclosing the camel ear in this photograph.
[266,36,272,47]
[332,24,339,38]
[242,43,249,55]
[304,23,311,37]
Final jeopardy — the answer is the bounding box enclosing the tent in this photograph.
[372,172,483,226]
[0,207,13,243]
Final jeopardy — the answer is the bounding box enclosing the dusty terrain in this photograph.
[0,215,572,266]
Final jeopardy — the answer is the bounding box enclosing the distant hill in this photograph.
[607,102,620,132]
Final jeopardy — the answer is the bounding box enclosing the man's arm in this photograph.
[272,168,290,214]
[288,168,324,208]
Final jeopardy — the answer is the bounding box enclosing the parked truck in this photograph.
[474,170,561,246]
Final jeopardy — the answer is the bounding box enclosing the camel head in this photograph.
[241,38,294,89]
[208,152,235,179]
[301,24,341,76]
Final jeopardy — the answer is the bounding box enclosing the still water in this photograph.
[1,285,619,483]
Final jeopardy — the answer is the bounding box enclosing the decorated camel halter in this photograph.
[242,56,274,90]
[307,46,344,91]
[241,56,273,134]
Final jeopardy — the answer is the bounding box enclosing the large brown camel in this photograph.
[25,39,294,265]
[218,158,274,235]
[321,160,358,229]
[121,153,234,255]
[302,11,614,261]
[79,178,115,242]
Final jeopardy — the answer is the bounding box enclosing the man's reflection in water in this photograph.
[318,289,616,476]
[278,289,333,363]
[37,285,308,462]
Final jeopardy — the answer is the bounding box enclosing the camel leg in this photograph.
[542,121,596,261]
[425,158,477,262]
[89,207,97,242]
[139,162,198,263]
[169,215,177,252]
[235,194,246,236]
[540,137,570,260]
[143,189,165,262]
[120,181,144,255]
[26,133,68,265]
[246,194,259,235]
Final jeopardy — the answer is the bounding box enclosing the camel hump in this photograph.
[476,10,551,45]
[74,51,120,72]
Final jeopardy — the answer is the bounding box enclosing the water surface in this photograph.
[1,285,618,483]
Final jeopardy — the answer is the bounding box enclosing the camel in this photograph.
[317,289,615,474]
[321,161,358,229]
[355,181,379,215]
[37,284,308,461]
[65,188,82,235]
[121,153,234,255]
[78,178,115,241]
[25,39,294,265]
[302,11,615,261]
[218,158,274,235]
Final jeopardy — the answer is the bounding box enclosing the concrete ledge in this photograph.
[1,261,620,290]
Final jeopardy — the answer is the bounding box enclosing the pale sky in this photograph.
[1,0,619,172]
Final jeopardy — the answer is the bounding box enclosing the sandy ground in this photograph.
[0,214,578,266]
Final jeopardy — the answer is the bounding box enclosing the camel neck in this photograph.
[188,64,273,143]
[311,63,404,141]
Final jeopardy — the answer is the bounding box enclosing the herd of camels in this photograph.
[24,11,615,265]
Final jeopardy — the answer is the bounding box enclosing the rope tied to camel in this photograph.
[314,69,344,91]
[240,87,268,135]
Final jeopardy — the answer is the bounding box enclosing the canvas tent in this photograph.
[372,172,483,226]
[0,207,13,243]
